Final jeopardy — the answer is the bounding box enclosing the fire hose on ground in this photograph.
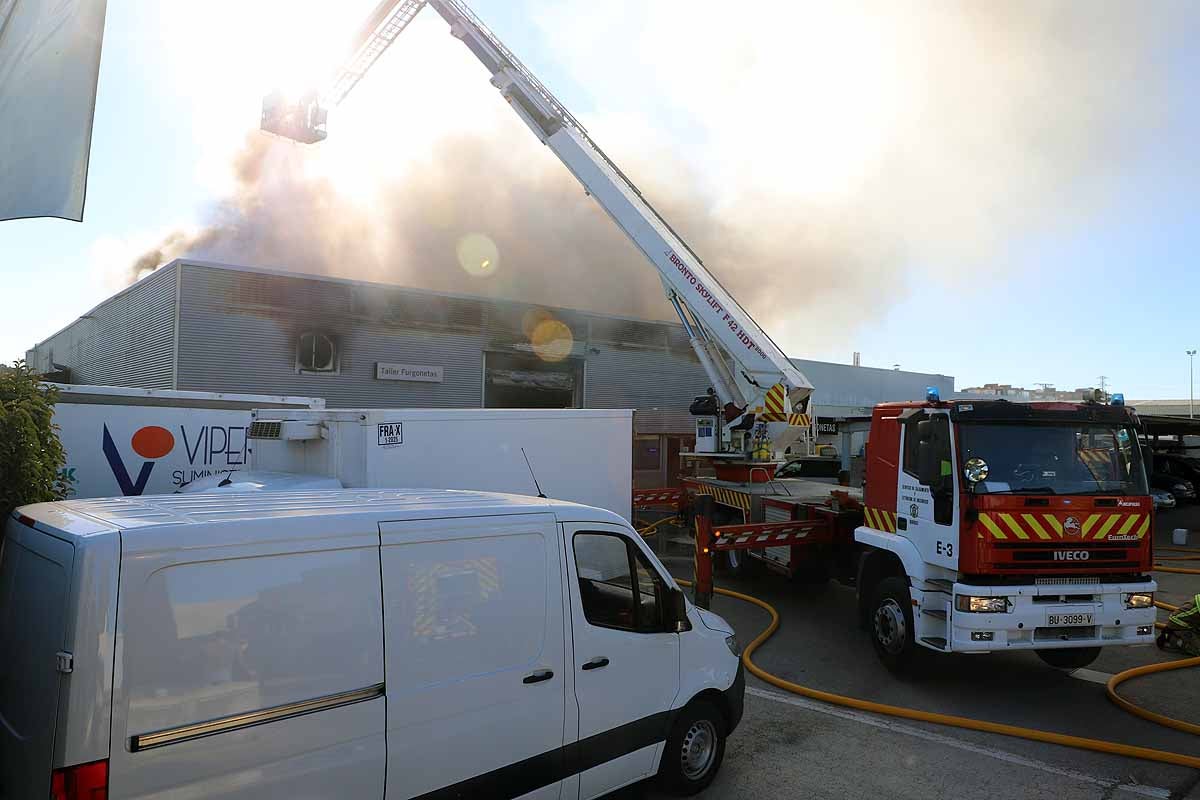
[636,511,1200,771]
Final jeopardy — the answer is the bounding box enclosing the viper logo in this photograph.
[102,424,176,496]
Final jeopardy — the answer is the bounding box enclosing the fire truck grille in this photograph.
[1035,576,1104,586]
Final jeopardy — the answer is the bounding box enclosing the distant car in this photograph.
[776,457,841,480]
[1152,488,1177,511]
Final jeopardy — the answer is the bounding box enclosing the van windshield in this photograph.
[958,422,1148,496]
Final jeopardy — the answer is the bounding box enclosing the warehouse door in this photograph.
[484,352,583,408]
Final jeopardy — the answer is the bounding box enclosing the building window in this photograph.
[296,332,339,374]
[483,351,581,408]
[634,436,663,472]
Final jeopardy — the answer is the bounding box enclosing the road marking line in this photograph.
[745,686,1172,799]
[1070,668,1116,686]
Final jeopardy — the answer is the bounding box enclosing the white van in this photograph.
[0,489,743,800]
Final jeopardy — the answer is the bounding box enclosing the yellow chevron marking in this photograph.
[1094,514,1121,540]
[1114,514,1139,537]
[885,512,896,533]
[864,508,878,529]
[1081,514,1101,537]
[1136,515,1150,538]
[999,513,1029,540]
[979,513,1008,540]
[1022,514,1052,540]
[1044,515,1063,536]
[765,384,786,414]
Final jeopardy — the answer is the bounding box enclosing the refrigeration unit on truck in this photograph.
[235,407,635,520]
[677,392,1158,671]
[47,384,324,498]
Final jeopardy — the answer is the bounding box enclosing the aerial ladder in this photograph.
[261,0,817,476]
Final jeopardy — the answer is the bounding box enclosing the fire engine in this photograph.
[260,0,1157,671]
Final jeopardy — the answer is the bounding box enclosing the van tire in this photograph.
[656,699,727,796]
[870,576,917,673]
[1036,647,1102,670]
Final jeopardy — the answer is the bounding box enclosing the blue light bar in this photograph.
[1110,393,1124,406]
[926,386,940,403]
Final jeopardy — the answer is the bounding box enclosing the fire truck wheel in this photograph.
[656,699,727,796]
[871,576,917,672]
[1035,647,1102,670]
[725,548,761,577]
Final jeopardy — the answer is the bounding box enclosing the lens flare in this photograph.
[530,318,574,362]
[456,233,499,277]
[521,308,554,338]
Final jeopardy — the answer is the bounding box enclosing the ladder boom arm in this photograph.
[309,0,815,411]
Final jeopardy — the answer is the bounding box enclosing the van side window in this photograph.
[573,533,665,633]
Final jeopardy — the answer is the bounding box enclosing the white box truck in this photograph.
[1,489,743,799]
[242,407,635,520]
[46,384,324,498]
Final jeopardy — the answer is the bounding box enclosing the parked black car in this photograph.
[1154,453,1200,488]
[1147,455,1197,503]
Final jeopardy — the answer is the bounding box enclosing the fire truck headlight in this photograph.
[1124,592,1153,609]
[964,457,990,484]
[955,595,1009,613]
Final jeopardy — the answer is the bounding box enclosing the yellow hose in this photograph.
[1155,565,1200,575]
[671,577,1200,770]
[1106,657,1200,736]
[654,524,1199,767]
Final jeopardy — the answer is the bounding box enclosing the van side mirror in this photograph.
[666,587,691,632]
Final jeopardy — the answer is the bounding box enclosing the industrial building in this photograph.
[28,260,955,487]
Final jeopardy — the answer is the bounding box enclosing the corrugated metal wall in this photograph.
[36,262,956,433]
[174,263,711,429]
[584,326,709,434]
[176,265,487,407]
[795,358,955,416]
[26,264,177,389]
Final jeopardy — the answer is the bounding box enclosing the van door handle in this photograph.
[523,669,554,684]
[581,657,609,671]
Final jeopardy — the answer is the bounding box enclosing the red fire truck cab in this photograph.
[855,396,1157,670]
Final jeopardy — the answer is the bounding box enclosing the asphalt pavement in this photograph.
[627,506,1200,800]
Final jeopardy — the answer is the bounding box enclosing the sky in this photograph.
[1,0,1198,399]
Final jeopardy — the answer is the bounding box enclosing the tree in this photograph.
[0,361,69,520]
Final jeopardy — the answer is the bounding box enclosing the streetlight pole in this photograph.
[1188,350,1196,419]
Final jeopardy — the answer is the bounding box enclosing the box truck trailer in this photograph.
[47,384,324,498]
[238,407,635,520]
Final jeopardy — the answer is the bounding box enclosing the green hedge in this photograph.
[1,362,68,521]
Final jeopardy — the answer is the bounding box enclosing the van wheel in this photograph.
[871,576,917,673]
[1036,647,1101,670]
[656,700,727,796]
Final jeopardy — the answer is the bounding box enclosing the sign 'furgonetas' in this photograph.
[376,363,444,383]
